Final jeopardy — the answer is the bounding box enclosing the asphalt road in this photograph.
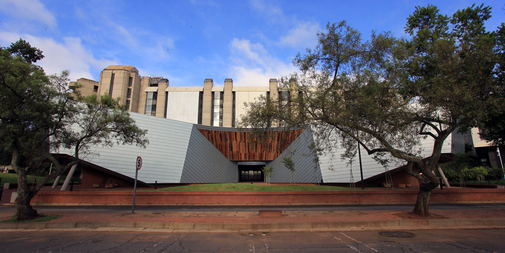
[1,203,505,213]
[1,229,504,252]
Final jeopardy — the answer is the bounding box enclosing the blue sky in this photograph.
[0,0,503,87]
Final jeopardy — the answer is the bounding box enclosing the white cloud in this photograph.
[280,21,321,49]
[115,24,138,48]
[249,0,284,17]
[0,32,118,81]
[0,0,57,29]
[228,38,296,86]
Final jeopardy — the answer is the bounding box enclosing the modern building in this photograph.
[62,65,500,188]
[70,65,282,127]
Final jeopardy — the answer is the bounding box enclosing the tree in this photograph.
[281,150,296,184]
[240,5,503,216]
[0,39,148,220]
[261,165,274,185]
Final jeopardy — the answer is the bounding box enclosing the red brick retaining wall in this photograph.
[29,188,505,206]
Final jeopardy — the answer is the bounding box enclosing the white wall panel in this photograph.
[180,126,237,183]
[58,113,194,183]
[317,129,454,183]
[268,128,322,183]
[235,91,266,121]
[166,92,200,124]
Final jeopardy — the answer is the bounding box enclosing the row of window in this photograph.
[196,91,236,127]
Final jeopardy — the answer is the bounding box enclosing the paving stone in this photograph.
[135,222,165,229]
[45,222,76,229]
[105,221,135,228]
[16,222,47,229]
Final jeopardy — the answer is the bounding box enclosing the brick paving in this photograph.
[0,207,503,225]
[1,185,504,229]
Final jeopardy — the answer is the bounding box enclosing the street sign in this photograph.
[136,156,142,170]
[132,156,142,213]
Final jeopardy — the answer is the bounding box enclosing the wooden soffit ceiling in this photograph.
[198,129,304,162]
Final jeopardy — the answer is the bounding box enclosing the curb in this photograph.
[1,219,504,232]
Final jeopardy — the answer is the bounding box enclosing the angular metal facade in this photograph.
[180,126,237,183]
[267,127,322,183]
[57,111,455,185]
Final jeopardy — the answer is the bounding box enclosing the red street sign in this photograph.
[136,156,142,170]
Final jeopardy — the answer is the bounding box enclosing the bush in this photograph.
[440,168,460,182]
[461,166,488,181]
[487,167,504,180]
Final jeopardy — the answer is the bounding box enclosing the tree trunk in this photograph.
[14,174,38,220]
[14,167,39,220]
[14,190,38,220]
[412,186,432,216]
[405,161,439,217]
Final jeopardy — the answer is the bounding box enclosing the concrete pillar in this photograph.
[269,78,279,103]
[51,176,61,188]
[269,79,279,127]
[202,79,213,126]
[156,80,168,118]
[223,78,233,127]
[437,164,451,188]
[130,74,142,113]
[289,80,298,101]
[138,77,150,114]
[60,164,77,191]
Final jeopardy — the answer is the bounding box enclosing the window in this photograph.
[128,76,133,87]
[127,88,131,99]
[93,85,98,92]
[145,92,158,116]
[232,91,236,127]
[212,91,223,126]
[198,91,203,124]
[279,90,289,107]
[164,91,168,118]
[126,100,130,110]
[109,73,115,96]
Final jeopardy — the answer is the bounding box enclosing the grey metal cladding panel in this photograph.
[180,126,237,183]
[63,113,193,183]
[268,128,321,183]
[317,132,454,183]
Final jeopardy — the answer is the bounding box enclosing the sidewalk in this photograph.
[1,185,504,232]
[0,205,504,232]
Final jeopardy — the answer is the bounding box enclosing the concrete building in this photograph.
[64,65,495,188]
[71,65,281,127]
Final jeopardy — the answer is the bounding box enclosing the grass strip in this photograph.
[142,183,358,192]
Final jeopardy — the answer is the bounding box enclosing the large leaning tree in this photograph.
[240,5,503,216]
[0,39,148,220]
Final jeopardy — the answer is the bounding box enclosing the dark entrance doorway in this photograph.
[238,162,266,182]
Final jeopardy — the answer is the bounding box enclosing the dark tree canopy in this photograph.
[240,4,504,216]
[0,39,148,220]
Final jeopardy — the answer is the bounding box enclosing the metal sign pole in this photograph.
[132,156,142,213]
[132,168,138,213]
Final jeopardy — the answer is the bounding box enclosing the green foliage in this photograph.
[480,110,505,147]
[461,166,488,181]
[6,39,44,63]
[441,153,503,182]
[280,150,296,184]
[487,167,505,180]
[0,39,148,220]
[261,165,274,185]
[239,4,503,216]
[151,183,356,192]
[281,155,295,172]
[440,153,479,172]
[464,179,505,186]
